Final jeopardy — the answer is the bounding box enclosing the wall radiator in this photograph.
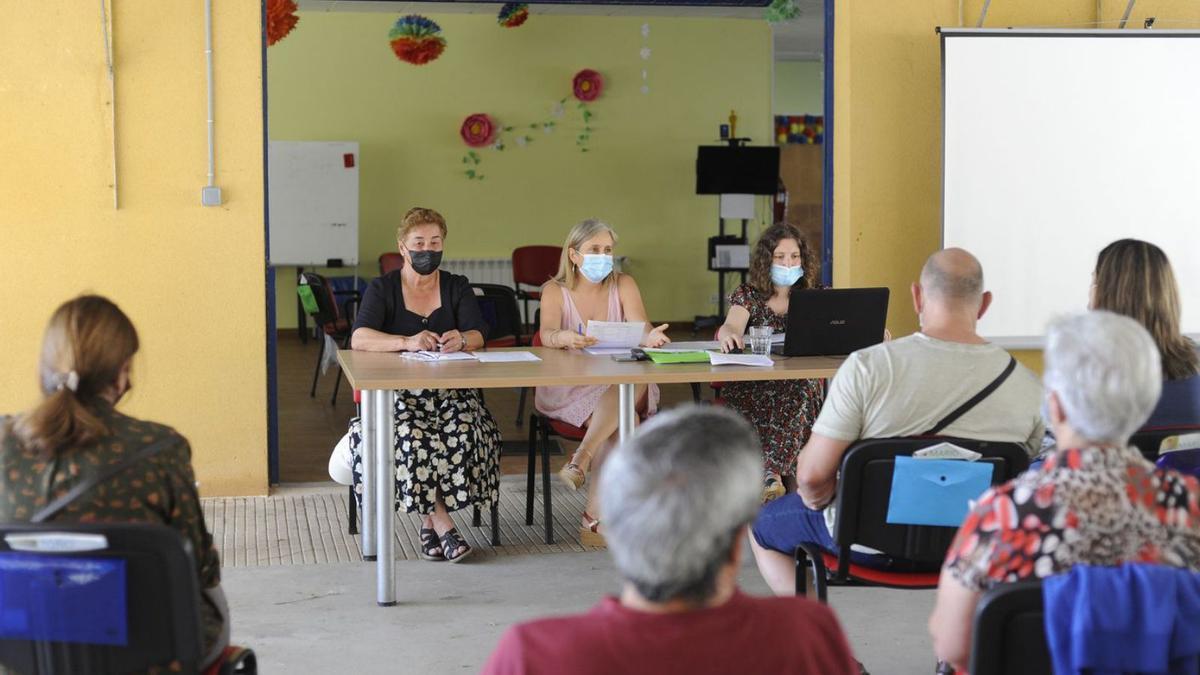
[441,258,516,288]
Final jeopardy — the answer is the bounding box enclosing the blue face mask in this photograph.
[770,264,804,287]
[578,254,614,283]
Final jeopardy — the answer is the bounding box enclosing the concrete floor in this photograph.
[222,545,938,674]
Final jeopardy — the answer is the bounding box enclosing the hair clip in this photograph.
[55,370,80,393]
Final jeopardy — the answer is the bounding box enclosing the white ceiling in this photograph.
[294,0,825,61]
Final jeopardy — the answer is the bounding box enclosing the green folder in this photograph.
[644,350,711,365]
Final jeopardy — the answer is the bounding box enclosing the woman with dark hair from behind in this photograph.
[1091,238,1200,428]
[0,295,228,668]
[716,223,825,502]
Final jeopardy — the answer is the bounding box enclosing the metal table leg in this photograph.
[618,383,636,444]
[360,390,376,561]
[375,389,397,606]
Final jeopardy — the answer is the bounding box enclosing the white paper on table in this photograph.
[586,320,645,349]
[471,351,542,363]
[708,352,774,367]
[582,347,634,356]
[400,351,477,362]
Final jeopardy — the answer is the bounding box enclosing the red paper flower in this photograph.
[266,0,300,47]
[460,114,497,148]
[391,38,445,65]
[573,69,604,102]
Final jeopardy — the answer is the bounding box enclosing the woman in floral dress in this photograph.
[717,223,825,502]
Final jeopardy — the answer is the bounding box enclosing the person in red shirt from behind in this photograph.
[480,405,860,675]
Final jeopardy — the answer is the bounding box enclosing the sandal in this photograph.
[558,450,591,491]
[419,527,444,562]
[439,528,472,564]
[762,472,786,503]
[580,511,605,548]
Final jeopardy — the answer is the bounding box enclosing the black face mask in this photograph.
[408,250,442,276]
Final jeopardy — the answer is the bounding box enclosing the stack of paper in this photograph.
[708,352,774,367]
[400,351,477,362]
[583,347,634,356]
[586,320,645,349]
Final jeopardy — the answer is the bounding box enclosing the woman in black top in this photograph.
[349,207,501,563]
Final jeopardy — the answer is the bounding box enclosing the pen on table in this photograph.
[578,323,583,335]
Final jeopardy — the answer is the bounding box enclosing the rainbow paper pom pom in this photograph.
[388,15,447,65]
[498,3,530,28]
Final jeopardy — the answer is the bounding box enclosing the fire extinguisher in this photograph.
[774,178,788,224]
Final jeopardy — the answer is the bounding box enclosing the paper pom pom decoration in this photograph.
[572,69,604,102]
[388,15,447,65]
[266,0,300,46]
[461,114,498,148]
[774,115,824,145]
[498,3,530,28]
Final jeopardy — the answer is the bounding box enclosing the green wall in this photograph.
[774,60,823,114]
[269,12,773,327]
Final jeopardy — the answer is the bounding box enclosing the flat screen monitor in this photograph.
[695,146,780,195]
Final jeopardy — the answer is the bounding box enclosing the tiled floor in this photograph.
[202,476,597,568]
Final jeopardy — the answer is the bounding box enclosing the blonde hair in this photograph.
[1093,239,1199,380]
[552,218,619,290]
[15,295,140,456]
[397,207,448,243]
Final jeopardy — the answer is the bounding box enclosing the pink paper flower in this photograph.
[460,114,497,148]
[573,69,604,102]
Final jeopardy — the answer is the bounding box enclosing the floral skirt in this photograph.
[349,388,501,514]
[722,378,825,477]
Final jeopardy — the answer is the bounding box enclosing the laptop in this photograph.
[774,287,890,357]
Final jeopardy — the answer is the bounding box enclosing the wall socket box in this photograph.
[201,185,223,207]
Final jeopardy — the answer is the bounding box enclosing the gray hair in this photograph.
[1044,311,1162,445]
[598,405,762,604]
[920,247,984,303]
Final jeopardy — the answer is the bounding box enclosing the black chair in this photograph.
[795,437,1030,601]
[299,272,359,406]
[471,283,525,349]
[0,522,256,675]
[1130,425,1200,462]
[969,580,1050,675]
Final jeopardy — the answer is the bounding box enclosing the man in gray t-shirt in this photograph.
[750,248,1044,596]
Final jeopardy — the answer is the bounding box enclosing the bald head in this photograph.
[920,248,985,307]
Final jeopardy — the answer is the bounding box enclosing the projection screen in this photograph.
[941,29,1200,347]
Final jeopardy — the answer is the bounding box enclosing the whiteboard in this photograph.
[941,30,1200,347]
[268,141,359,266]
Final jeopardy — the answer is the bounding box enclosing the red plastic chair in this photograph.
[299,272,358,406]
[525,331,587,545]
[512,245,562,330]
[379,252,404,275]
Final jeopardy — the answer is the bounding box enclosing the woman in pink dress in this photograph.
[536,218,670,540]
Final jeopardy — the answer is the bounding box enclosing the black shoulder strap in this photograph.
[31,436,178,524]
[922,356,1018,437]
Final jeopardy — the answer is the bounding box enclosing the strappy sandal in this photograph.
[419,527,444,562]
[439,528,472,564]
[580,511,605,548]
[558,451,591,490]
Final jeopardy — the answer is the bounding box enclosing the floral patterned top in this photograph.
[0,403,223,660]
[945,445,1200,591]
[721,283,825,476]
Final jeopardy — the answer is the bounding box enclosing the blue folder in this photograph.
[886,457,994,527]
[0,552,128,646]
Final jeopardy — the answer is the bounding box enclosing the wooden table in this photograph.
[337,347,844,606]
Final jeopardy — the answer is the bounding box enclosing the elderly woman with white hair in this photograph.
[928,311,1200,671]
[482,406,859,674]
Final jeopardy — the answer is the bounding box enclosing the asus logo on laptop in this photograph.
[829,319,846,326]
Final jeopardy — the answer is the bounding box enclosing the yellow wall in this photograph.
[268,12,772,327]
[0,2,267,496]
[833,0,1107,372]
[774,60,824,114]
